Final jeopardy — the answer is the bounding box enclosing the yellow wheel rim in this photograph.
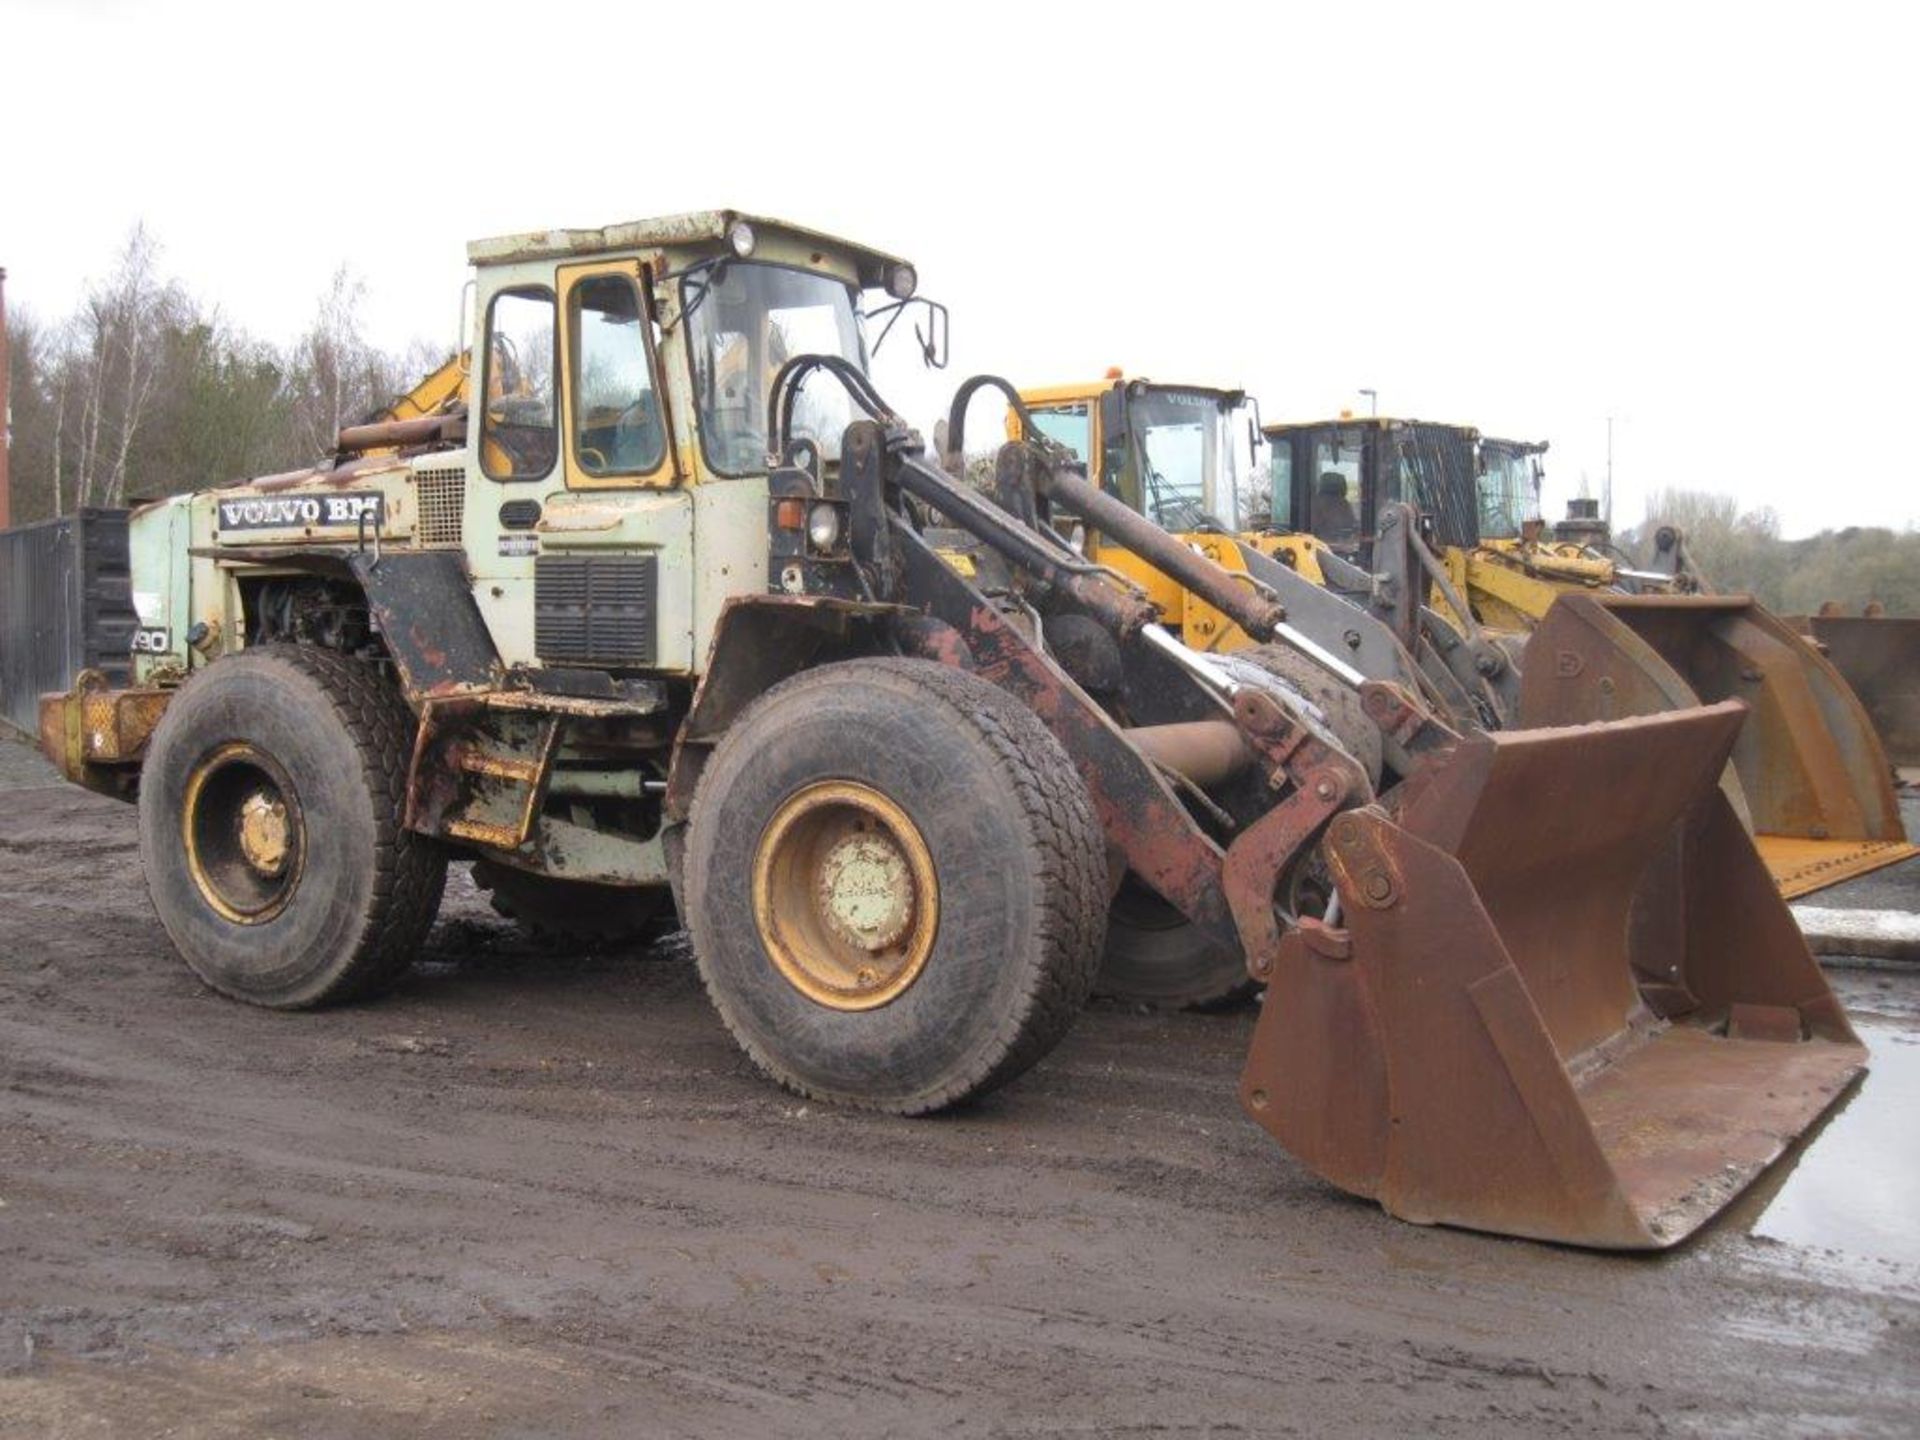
[750,780,939,1012]
[182,742,304,925]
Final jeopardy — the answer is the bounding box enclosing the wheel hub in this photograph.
[817,830,915,953]
[751,781,939,1011]
[237,791,291,877]
[182,743,303,925]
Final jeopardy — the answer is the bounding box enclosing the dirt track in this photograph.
[1,734,1915,1438]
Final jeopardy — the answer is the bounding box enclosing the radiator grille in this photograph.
[535,555,657,666]
[413,466,465,546]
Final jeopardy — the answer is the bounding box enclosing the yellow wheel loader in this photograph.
[34,215,1866,1252]
[1008,377,1912,905]
[1267,414,1915,897]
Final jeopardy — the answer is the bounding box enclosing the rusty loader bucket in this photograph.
[1520,594,1915,898]
[1240,702,1866,1249]
[1790,613,1920,772]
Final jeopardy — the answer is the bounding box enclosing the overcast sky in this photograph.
[4,0,1915,537]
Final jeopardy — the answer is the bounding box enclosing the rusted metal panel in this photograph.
[1239,702,1867,1249]
[345,550,498,703]
[1219,688,1372,982]
[1790,613,1920,768]
[1522,593,1911,897]
[36,674,170,799]
[247,454,411,494]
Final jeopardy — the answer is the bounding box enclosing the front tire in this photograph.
[685,658,1106,1114]
[138,645,446,1008]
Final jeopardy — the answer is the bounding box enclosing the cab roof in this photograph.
[1020,376,1247,407]
[466,209,909,289]
[1262,416,1480,439]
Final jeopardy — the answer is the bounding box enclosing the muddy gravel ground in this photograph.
[1,732,1915,1438]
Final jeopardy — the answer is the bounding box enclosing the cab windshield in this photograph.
[1129,389,1246,531]
[683,262,866,476]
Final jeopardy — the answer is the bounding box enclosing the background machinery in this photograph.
[32,215,1866,1251]
[1011,378,1912,901]
[1268,414,1915,896]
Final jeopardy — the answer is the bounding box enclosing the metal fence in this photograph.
[0,510,135,737]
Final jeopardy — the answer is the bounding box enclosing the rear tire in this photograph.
[138,645,446,1008]
[1096,877,1252,1010]
[685,658,1106,1114]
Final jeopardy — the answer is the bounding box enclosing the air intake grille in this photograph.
[414,466,465,546]
[535,555,657,667]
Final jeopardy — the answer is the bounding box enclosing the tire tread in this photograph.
[686,657,1106,1114]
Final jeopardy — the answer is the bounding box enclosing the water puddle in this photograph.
[1747,1019,1920,1271]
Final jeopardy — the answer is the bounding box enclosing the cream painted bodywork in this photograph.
[130,213,896,687]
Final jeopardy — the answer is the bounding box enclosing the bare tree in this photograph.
[287,267,403,459]
[48,225,188,510]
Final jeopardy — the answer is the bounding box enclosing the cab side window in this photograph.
[1268,440,1294,530]
[481,288,557,481]
[1029,404,1091,463]
[570,275,665,477]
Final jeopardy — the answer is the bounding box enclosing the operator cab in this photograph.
[1018,377,1263,534]
[1475,437,1548,541]
[1264,418,1480,567]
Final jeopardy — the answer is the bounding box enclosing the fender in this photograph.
[660,593,906,907]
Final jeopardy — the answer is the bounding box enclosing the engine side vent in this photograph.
[414,466,465,546]
[535,555,657,667]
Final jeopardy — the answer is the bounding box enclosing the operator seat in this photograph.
[1312,472,1360,546]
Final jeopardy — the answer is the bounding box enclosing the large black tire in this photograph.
[1096,878,1251,1010]
[138,645,447,1008]
[472,861,675,946]
[685,658,1106,1114]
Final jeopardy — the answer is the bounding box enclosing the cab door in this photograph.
[475,260,697,678]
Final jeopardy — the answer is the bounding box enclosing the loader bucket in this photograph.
[1240,702,1866,1249]
[1789,613,1920,770]
[1519,593,1915,898]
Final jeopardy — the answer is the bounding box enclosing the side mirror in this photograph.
[871,296,951,370]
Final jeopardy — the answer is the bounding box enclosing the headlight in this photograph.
[728,220,756,258]
[807,502,843,551]
[885,263,917,300]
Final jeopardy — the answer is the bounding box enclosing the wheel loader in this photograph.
[1009,377,1913,902]
[1269,413,1916,897]
[35,212,1865,1250]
